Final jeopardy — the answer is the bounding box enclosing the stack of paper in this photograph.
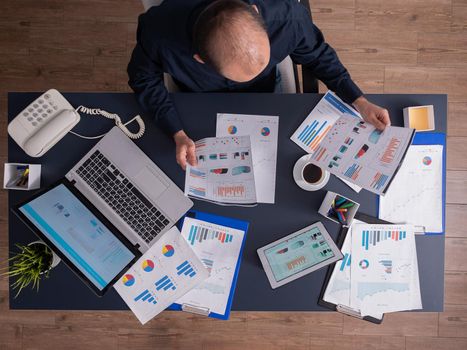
[185,136,257,205]
[290,91,415,195]
[324,221,422,318]
[216,114,279,204]
[174,217,246,317]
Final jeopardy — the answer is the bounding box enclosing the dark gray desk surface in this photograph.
[8,92,446,311]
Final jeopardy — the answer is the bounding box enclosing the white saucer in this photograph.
[293,154,330,191]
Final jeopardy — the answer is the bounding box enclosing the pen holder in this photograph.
[318,191,359,226]
[3,163,41,190]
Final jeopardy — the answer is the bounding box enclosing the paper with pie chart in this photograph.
[350,223,422,316]
[114,227,209,325]
[174,217,245,316]
[216,113,279,203]
[379,145,443,233]
[185,136,257,205]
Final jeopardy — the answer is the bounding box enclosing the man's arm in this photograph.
[127,21,197,169]
[289,4,390,129]
[127,39,182,135]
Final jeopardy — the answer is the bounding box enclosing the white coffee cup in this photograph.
[293,155,330,191]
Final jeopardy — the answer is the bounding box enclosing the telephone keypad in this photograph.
[24,95,58,127]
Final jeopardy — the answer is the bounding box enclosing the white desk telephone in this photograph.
[8,89,145,157]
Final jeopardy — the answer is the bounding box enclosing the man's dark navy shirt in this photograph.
[128,0,363,135]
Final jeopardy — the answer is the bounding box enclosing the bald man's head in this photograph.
[193,0,270,82]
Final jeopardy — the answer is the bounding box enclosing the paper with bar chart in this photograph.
[323,220,363,308]
[216,113,279,204]
[185,136,257,205]
[350,224,422,316]
[291,91,361,153]
[114,227,209,324]
[379,145,443,233]
[175,217,245,315]
[305,114,414,195]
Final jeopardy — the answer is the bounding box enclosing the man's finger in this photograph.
[187,145,197,167]
[381,110,391,126]
[176,146,187,170]
[372,115,386,130]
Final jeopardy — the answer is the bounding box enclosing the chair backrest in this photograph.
[141,0,164,11]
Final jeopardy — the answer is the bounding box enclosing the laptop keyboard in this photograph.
[76,150,170,244]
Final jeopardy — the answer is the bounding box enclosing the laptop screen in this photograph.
[18,183,137,291]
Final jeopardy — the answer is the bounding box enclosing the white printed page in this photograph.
[185,136,256,205]
[350,224,421,316]
[114,227,209,325]
[323,221,356,306]
[290,91,361,153]
[307,115,414,195]
[379,145,443,233]
[216,113,279,204]
[175,217,245,316]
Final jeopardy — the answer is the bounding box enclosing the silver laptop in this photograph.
[65,126,193,253]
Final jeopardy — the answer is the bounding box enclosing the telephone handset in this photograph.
[8,89,81,157]
[8,89,145,158]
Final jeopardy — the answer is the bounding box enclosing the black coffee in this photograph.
[302,163,323,184]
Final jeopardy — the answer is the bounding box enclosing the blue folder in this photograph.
[168,210,249,319]
[378,132,446,235]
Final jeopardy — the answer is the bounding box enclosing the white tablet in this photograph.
[257,222,343,289]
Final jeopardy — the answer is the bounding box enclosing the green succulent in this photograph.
[1,243,53,298]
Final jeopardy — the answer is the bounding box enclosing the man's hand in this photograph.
[353,96,391,130]
[174,130,197,170]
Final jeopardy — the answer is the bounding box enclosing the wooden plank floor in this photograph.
[1,0,466,349]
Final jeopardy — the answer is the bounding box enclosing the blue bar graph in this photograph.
[155,275,176,291]
[297,120,328,147]
[134,289,158,305]
[188,225,233,245]
[176,260,197,278]
[361,230,407,250]
[339,253,351,271]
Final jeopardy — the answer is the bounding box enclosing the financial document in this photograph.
[114,227,209,325]
[291,91,361,153]
[323,219,362,308]
[176,217,245,316]
[350,224,422,316]
[185,136,256,205]
[305,114,414,195]
[379,145,443,233]
[216,113,279,204]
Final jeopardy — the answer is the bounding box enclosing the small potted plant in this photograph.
[1,240,60,297]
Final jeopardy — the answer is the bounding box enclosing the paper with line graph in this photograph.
[379,145,443,233]
[114,227,209,324]
[175,217,245,316]
[305,114,414,195]
[185,136,256,205]
[350,224,422,316]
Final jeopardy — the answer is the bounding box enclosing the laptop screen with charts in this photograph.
[14,179,141,296]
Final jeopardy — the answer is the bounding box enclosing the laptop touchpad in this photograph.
[134,167,169,200]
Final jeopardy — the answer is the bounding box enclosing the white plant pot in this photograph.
[28,240,61,272]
